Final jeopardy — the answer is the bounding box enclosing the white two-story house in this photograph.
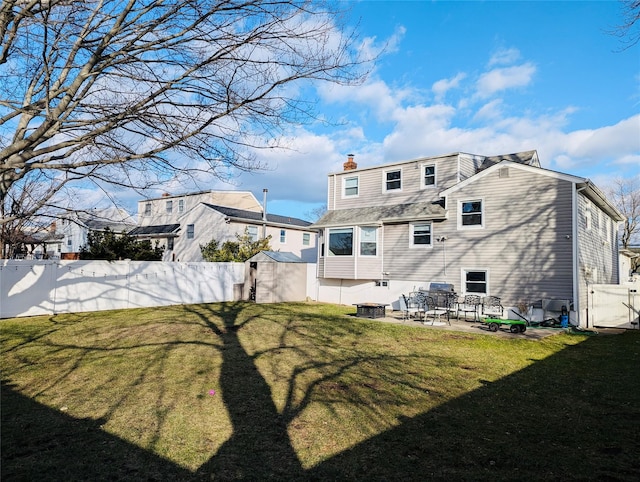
[130,190,317,262]
[311,152,624,326]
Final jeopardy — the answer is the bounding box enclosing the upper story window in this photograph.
[166,200,173,214]
[584,200,592,230]
[328,228,353,256]
[144,202,151,216]
[460,199,484,228]
[303,233,310,246]
[247,226,258,242]
[360,226,377,256]
[280,229,286,243]
[410,223,432,247]
[186,224,195,239]
[343,176,359,198]
[384,169,402,192]
[422,164,436,188]
[178,199,184,213]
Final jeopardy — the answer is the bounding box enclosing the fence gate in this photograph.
[590,284,639,329]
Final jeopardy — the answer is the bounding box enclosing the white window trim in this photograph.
[458,198,485,230]
[328,227,354,257]
[383,168,403,193]
[420,163,437,189]
[342,175,359,199]
[584,199,592,231]
[409,222,433,248]
[359,226,378,257]
[279,229,286,244]
[461,268,490,296]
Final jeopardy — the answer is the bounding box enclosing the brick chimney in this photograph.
[343,153,357,171]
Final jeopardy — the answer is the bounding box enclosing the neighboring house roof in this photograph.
[478,150,540,170]
[249,251,306,263]
[129,224,181,236]
[72,208,137,233]
[202,203,313,228]
[311,201,446,228]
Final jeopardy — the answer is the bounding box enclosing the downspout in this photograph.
[573,184,587,327]
[262,188,268,239]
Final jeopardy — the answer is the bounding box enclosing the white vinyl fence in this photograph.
[589,283,639,329]
[1,260,245,319]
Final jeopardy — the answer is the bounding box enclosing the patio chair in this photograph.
[400,294,423,320]
[457,294,482,321]
[423,295,450,325]
[482,296,504,318]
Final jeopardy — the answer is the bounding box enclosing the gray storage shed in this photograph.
[245,251,308,303]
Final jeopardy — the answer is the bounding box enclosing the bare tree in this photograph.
[1,0,368,230]
[607,176,640,248]
[611,0,640,48]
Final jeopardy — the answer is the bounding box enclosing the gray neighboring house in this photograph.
[311,151,625,325]
[41,208,137,259]
[129,190,317,262]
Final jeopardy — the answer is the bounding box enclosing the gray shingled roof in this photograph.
[129,224,180,236]
[203,203,312,228]
[311,201,446,228]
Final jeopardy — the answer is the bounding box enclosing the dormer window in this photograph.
[385,169,402,191]
[421,164,436,188]
[343,176,359,197]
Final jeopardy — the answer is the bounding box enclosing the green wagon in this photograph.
[483,317,527,333]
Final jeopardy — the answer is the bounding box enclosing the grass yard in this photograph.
[2,301,639,481]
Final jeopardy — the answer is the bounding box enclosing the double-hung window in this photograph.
[344,176,358,197]
[186,224,195,239]
[360,226,377,256]
[385,169,401,191]
[144,202,151,216]
[464,270,488,295]
[166,200,173,214]
[280,229,286,243]
[410,223,432,247]
[422,164,436,188]
[303,233,310,246]
[460,199,483,228]
[247,226,258,242]
[178,199,184,213]
[328,228,353,256]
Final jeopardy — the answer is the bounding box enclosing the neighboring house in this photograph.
[41,208,136,259]
[129,190,317,262]
[619,247,640,282]
[311,151,625,326]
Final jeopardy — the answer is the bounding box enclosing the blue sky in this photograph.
[160,1,640,221]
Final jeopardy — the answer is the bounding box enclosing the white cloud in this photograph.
[473,99,503,121]
[488,47,521,66]
[476,63,536,98]
[432,72,467,102]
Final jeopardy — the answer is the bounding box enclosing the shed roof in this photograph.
[249,251,305,263]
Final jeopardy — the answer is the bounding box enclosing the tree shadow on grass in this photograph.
[3,304,640,481]
[0,380,193,481]
[191,302,305,480]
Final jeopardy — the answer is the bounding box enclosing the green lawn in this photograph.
[2,302,639,481]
